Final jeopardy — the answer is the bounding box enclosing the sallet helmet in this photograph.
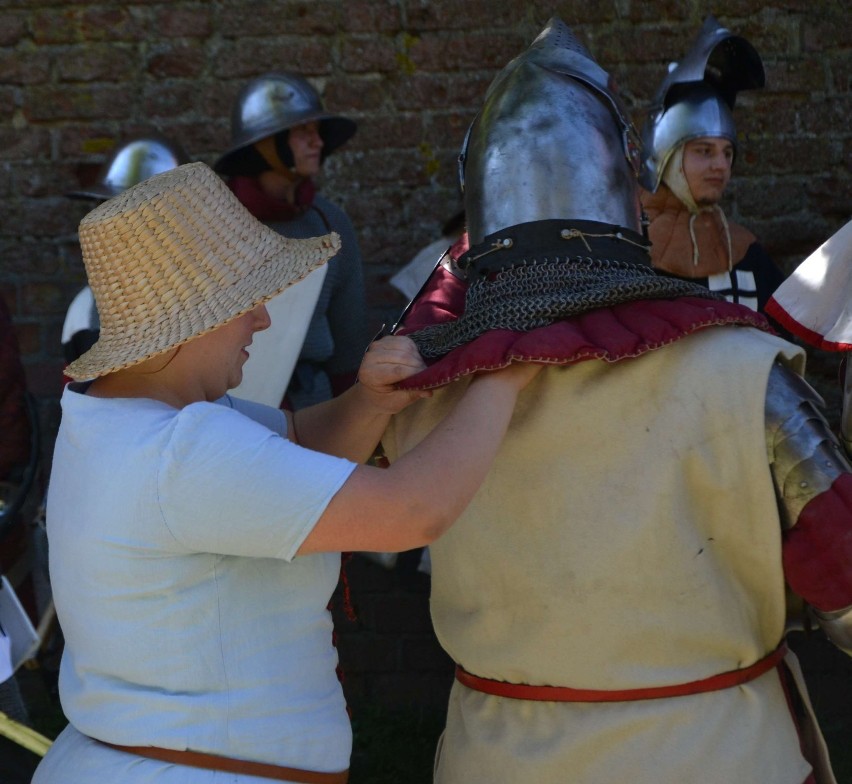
[458,17,642,244]
[639,15,765,192]
[214,73,356,176]
[67,135,189,201]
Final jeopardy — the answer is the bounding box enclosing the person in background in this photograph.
[32,162,540,784]
[62,135,190,365]
[639,16,784,315]
[215,73,368,410]
[390,209,467,303]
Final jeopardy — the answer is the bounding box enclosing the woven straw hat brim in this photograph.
[64,162,341,381]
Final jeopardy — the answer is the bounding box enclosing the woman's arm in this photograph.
[292,335,432,463]
[296,360,541,555]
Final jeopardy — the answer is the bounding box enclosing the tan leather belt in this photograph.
[101,741,348,783]
[456,643,787,703]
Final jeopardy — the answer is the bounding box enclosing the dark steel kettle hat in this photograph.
[67,134,190,201]
[639,15,765,191]
[214,72,357,176]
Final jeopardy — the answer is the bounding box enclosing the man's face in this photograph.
[681,137,733,206]
[288,121,324,178]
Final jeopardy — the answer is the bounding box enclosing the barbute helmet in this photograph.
[457,17,642,245]
[214,73,356,176]
[67,135,189,201]
[639,15,764,192]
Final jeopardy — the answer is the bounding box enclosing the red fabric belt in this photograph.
[101,742,348,783]
[455,643,787,703]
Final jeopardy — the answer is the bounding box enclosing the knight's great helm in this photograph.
[639,15,764,192]
[68,135,189,201]
[214,73,356,176]
[459,17,642,245]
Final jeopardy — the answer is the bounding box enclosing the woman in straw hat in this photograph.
[33,162,541,784]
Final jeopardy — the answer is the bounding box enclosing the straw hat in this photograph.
[65,162,340,381]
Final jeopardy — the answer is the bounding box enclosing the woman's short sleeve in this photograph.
[158,403,355,560]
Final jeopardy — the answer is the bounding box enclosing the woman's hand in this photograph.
[356,335,433,414]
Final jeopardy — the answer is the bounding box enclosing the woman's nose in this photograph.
[253,304,272,331]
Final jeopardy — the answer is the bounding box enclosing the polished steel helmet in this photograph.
[214,73,356,175]
[67,135,189,201]
[458,17,642,244]
[639,15,765,192]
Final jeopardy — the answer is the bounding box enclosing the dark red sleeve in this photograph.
[783,473,852,612]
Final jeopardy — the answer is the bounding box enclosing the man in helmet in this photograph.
[63,134,190,364]
[214,73,368,410]
[639,16,784,315]
[383,17,849,784]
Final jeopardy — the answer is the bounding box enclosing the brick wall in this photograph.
[1,0,850,717]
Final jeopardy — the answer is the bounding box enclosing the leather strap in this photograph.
[456,643,787,703]
[101,741,348,783]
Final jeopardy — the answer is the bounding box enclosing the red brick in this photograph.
[343,0,401,33]
[592,25,691,66]
[799,95,852,135]
[340,35,399,74]
[32,6,147,44]
[0,85,16,117]
[166,121,228,156]
[80,6,147,43]
[57,44,137,83]
[0,51,51,85]
[0,12,27,46]
[407,31,528,72]
[218,0,341,36]
[623,1,692,23]
[732,177,806,219]
[142,82,199,118]
[154,5,212,38]
[24,85,133,122]
[803,12,851,52]
[736,93,810,137]
[806,175,852,222]
[31,9,84,45]
[324,77,386,113]
[12,163,62,198]
[212,39,333,78]
[58,127,120,159]
[406,0,528,31]
[388,73,491,111]
[0,128,51,161]
[351,112,426,151]
[5,198,81,239]
[146,46,206,82]
[763,60,827,94]
[0,240,63,277]
[830,53,851,93]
